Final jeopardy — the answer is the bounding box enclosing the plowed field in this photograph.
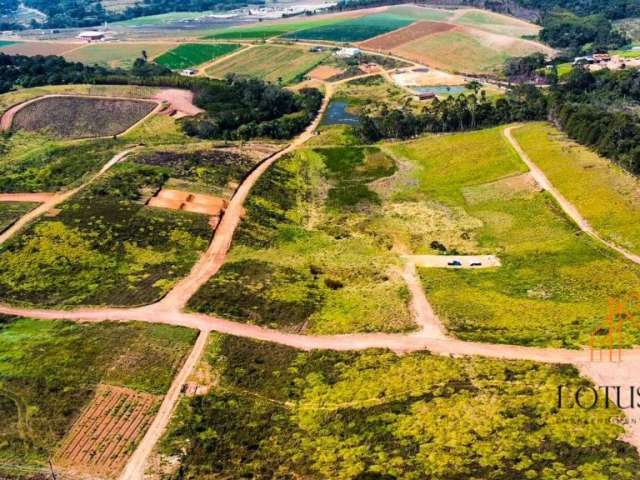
[360,21,455,50]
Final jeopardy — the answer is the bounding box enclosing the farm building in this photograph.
[180,69,197,77]
[77,31,105,42]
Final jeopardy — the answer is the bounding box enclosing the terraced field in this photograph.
[205,45,330,84]
[154,43,241,70]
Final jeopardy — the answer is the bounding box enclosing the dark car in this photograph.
[470,261,482,267]
[447,260,462,267]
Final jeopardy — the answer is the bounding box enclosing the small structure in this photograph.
[77,31,105,42]
[309,46,325,53]
[593,53,611,63]
[180,69,197,77]
[416,92,436,100]
[335,47,361,58]
[573,55,594,65]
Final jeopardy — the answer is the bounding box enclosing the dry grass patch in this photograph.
[0,42,79,56]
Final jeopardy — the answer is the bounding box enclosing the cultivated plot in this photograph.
[0,42,79,56]
[157,334,639,479]
[205,45,330,84]
[154,43,241,70]
[64,42,175,68]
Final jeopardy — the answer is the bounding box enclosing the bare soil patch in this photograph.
[148,188,229,216]
[307,65,345,81]
[0,41,79,56]
[11,96,157,138]
[360,21,456,50]
[54,384,161,478]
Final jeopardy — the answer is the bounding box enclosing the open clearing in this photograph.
[453,9,541,37]
[387,126,640,348]
[205,44,330,84]
[156,334,639,479]
[55,385,160,478]
[512,122,640,254]
[0,42,79,56]
[64,42,176,69]
[0,317,195,477]
[154,43,241,70]
[10,96,157,138]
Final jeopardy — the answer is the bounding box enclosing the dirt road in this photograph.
[505,125,640,265]
[0,193,55,202]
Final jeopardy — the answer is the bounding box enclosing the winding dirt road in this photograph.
[505,125,640,265]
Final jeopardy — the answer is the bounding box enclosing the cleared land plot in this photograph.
[159,334,640,479]
[55,385,160,477]
[392,25,551,74]
[512,122,640,254]
[154,43,241,70]
[115,10,218,26]
[307,65,344,80]
[188,148,416,334]
[334,75,414,115]
[387,127,640,348]
[0,42,78,56]
[0,318,195,476]
[385,4,453,21]
[453,9,541,37]
[11,96,157,139]
[64,42,175,69]
[0,202,38,232]
[284,13,415,42]
[205,45,330,84]
[360,21,456,50]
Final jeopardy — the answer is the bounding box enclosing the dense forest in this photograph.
[0,0,259,29]
[355,84,547,141]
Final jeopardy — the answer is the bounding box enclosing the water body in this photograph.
[411,85,467,96]
[322,100,360,126]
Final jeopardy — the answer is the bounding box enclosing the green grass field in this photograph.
[188,148,415,334]
[64,42,175,68]
[387,126,640,348]
[385,5,453,21]
[154,42,241,69]
[0,41,18,48]
[284,13,415,42]
[160,334,639,479]
[205,44,330,84]
[512,122,640,254]
[114,10,219,27]
[453,9,540,37]
[0,202,37,232]
[204,16,348,39]
[0,317,195,474]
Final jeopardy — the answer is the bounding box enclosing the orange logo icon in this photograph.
[589,294,640,362]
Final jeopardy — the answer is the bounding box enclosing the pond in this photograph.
[322,100,360,126]
[410,85,467,96]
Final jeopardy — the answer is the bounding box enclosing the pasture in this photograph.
[154,43,241,70]
[11,96,157,138]
[284,13,415,42]
[205,45,330,84]
[512,122,640,254]
[453,9,541,37]
[159,334,638,479]
[387,127,640,348]
[64,42,175,68]
[0,317,195,477]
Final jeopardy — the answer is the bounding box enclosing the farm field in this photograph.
[385,4,453,21]
[203,12,363,39]
[0,202,37,232]
[0,317,196,477]
[205,45,330,84]
[386,126,640,348]
[389,25,551,74]
[0,42,79,56]
[11,96,157,138]
[154,43,241,70]
[334,75,415,115]
[188,148,416,334]
[63,42,176,68]
[284,12,415,42]
[113,10,218,26]
[157,334,639,479]
[512,122,640,254]
[453,9,541,37]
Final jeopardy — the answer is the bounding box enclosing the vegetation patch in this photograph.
[63,42,175,69]
[154,43,241,70]
[0,161,213,307]
[387,127,640,348]
[204,16,351,39]
[189,149,413,334]
[0,317,195,475]
[160,334,639,479]
[0,202,38,232]
[11,96,156,139]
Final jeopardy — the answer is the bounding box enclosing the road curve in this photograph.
[504,125,640,265]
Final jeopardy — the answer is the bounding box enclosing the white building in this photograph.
[77,31,105,42]
[335,47,361,59]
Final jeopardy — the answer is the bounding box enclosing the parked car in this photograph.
[447,260,462,267]
[470,261,482,267]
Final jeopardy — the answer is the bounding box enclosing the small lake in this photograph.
[410,86,467,96]
[322,101,360,126]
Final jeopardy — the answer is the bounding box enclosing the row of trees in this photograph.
[355,85,547,142]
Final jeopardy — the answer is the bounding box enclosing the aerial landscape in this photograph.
[1,0,640,478]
